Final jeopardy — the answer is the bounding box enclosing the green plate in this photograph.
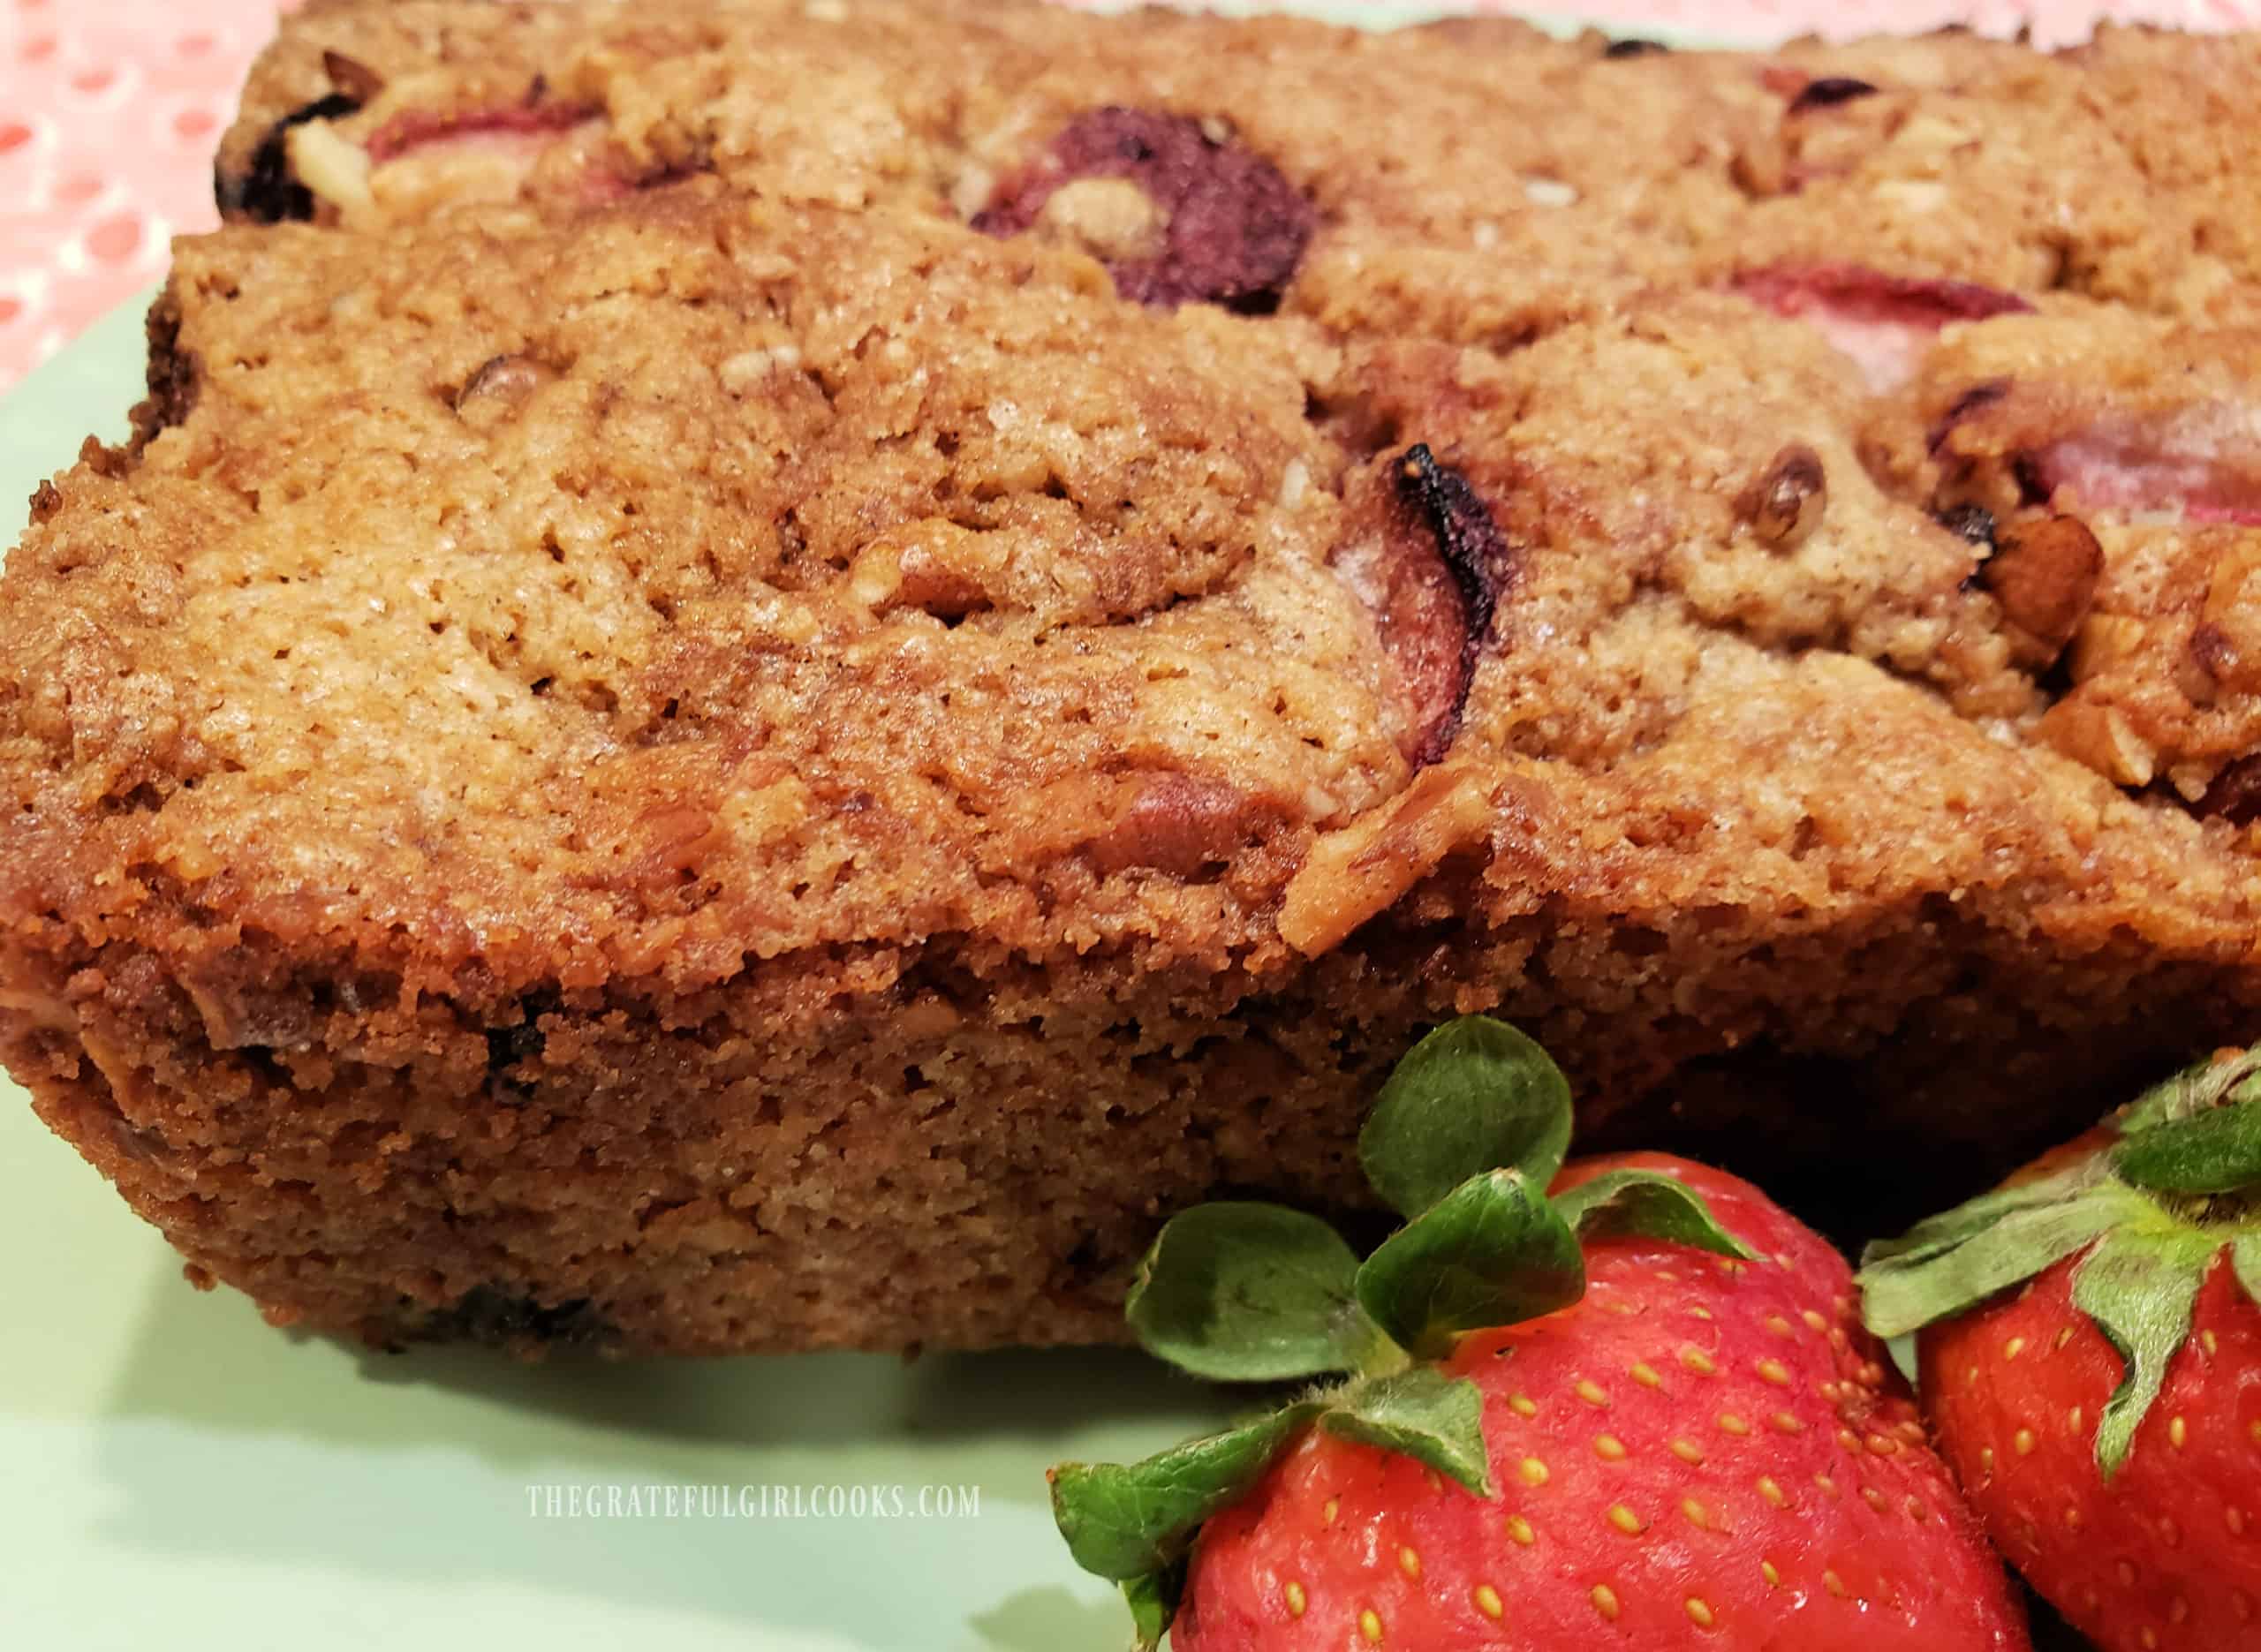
[0,15,1758,1642]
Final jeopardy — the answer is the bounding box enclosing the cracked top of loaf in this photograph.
[6,0,2261,1045]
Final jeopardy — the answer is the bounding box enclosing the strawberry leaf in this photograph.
[2116,1045,2261,1135]
[1320,1367,1495,1496]
[2115,1096,2261,1195]
[1121,1565,1184,1651]
[1049,1402,1323,1581]
[2071,1227,2215,1478]
[1127,1202,1384,1381]
[1859,1158,2107,1272]
[1359,1016,1573,1218]
[1552,1167,1758,1260]
[1353,1168,1584,1360]
[1858,1194,2136,1339]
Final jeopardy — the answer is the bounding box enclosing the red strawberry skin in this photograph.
[1920,1251,2261,1651]
[1177,1155,2029,1650]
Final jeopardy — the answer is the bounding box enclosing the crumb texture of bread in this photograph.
[8,0,2261,1353]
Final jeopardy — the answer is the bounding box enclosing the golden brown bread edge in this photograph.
[3,844,2257,1354]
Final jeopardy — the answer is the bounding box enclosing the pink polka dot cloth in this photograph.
[0,0,2255,397]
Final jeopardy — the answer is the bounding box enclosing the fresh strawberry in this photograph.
[1049,1018,2029,1651]
[1181,1154,2023,1650]
[1860,1045,2261,1652]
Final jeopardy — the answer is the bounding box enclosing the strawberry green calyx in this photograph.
[1357,1016,1574,1215]
[1857,1043,2261,1479]
[1125,1203,1378,1382]
[1353,1167,1584,1359]
[1120,1570,1179,1647]
[1050,1402,1325,1581]
[1047,1016,1755,1650]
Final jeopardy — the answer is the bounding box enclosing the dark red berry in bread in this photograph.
[1930,378,2015,454]
[1738,262,2030,343]
[1331,448,1518,766]
[1328,465,1466,766]
[2197,754,2261,824]
[972,108,1315,312]
[1924,371,2261,527]
[1395,446,1515,661]
[219,93,363,223]
[365,100,599,164]
[1388,445,1518,765]
[2017,422,2261,527]
[1736,262,2031,391]
[1050,1019,2029,1652]
[1861,1045,2261,1652]
[1788,75,1882,113]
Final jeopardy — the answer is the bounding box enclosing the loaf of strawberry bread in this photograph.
[6,0,2261,1352]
